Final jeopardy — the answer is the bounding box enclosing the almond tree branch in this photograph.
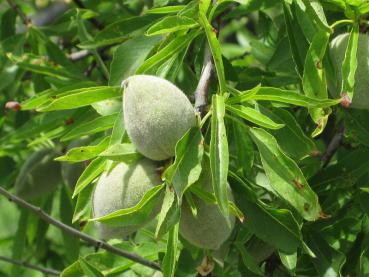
[194,47,214,117]
[6,0,31,27]
[0,186,161,271]
[0,255,61,276]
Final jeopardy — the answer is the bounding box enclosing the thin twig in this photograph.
[0,186,161,271]
[194,47,214,117]
[72,0,104,30]
[0,255,61,276]
[6,0,31,27]
[321,123,345,167]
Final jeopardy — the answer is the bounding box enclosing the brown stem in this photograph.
[194,47,214,117]
[0,186,161,271]
[6,0,31,27]
[321,123,345,167]
[0,255,61,276]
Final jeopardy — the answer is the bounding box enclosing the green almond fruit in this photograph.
[15,148,62,200]
[179,168,235,250]
[123,75,196,161]
[92,158,162,239]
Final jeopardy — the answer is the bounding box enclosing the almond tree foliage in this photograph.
[0,0,369,276]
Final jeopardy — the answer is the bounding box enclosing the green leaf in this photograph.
[258,107,316,160]
[226,104,285,130]
[79,257,104,277]
[37,86,122,111]
[61,114,117,141]
[146,6,186,14]
[164,127,204,200]
[283,1,309,77]
[162,223,180,277]
[230,119,254,176]
[229,87,341,108]
[249,128,321,221]
[92,184,164,226]
[345,109,369,147]
[6,53,80,80]
[341,23,359,101]
[73,157,106,198]
[109,109,125,145]
[279,251,297,273]
[21,82,96,110]
[230,172,303,254]
[99,143,142,162]
[79,14,162,49]
[73,183,94,223]
[146,16,198,36]
[302,30,331,136]
[189,184,244,221]
[109,35,161,86]
[137,29,200,73]
[235,243,264,276]
[155,185,180,239]
[210,94,230,222]
[199,0,211,14]
[56,137,110,162]
[199,10,226,93]
[305,232,346,276]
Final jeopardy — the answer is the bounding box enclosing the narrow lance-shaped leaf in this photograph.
[155,185,180,239]
[229,87,341,108]
[137,29,200,73]
[210,95,230,222]
[230,172,303,254]
[302,30,331,137]
[79,257,104,277]
[109,35,162,86]
[99,143,142,162]
[73,157,106,198]
[283,2,309,77]
[341,22,359,102]
[73,183,95,223]
[162,223,180,277]
[199,10,226,93]
[226,104,285,130]
[146,16,198,36]
[146,6,186,14]
[56,137,110,162]
[92,184,164,226]
[37,86,122,112]
[109,109,125,145]
[164,127,204,200]
[249,128,321,221]
[61,113,117,141]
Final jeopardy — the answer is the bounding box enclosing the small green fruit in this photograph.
[179,170,235,250]
[329,33,369,109]
[123,75,196,161]
[92,158,162,239]
[15,148,62,200]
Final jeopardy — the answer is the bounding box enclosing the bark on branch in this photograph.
[194,47,214,117]
[0,186,161,271]
[0,255,61,276]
